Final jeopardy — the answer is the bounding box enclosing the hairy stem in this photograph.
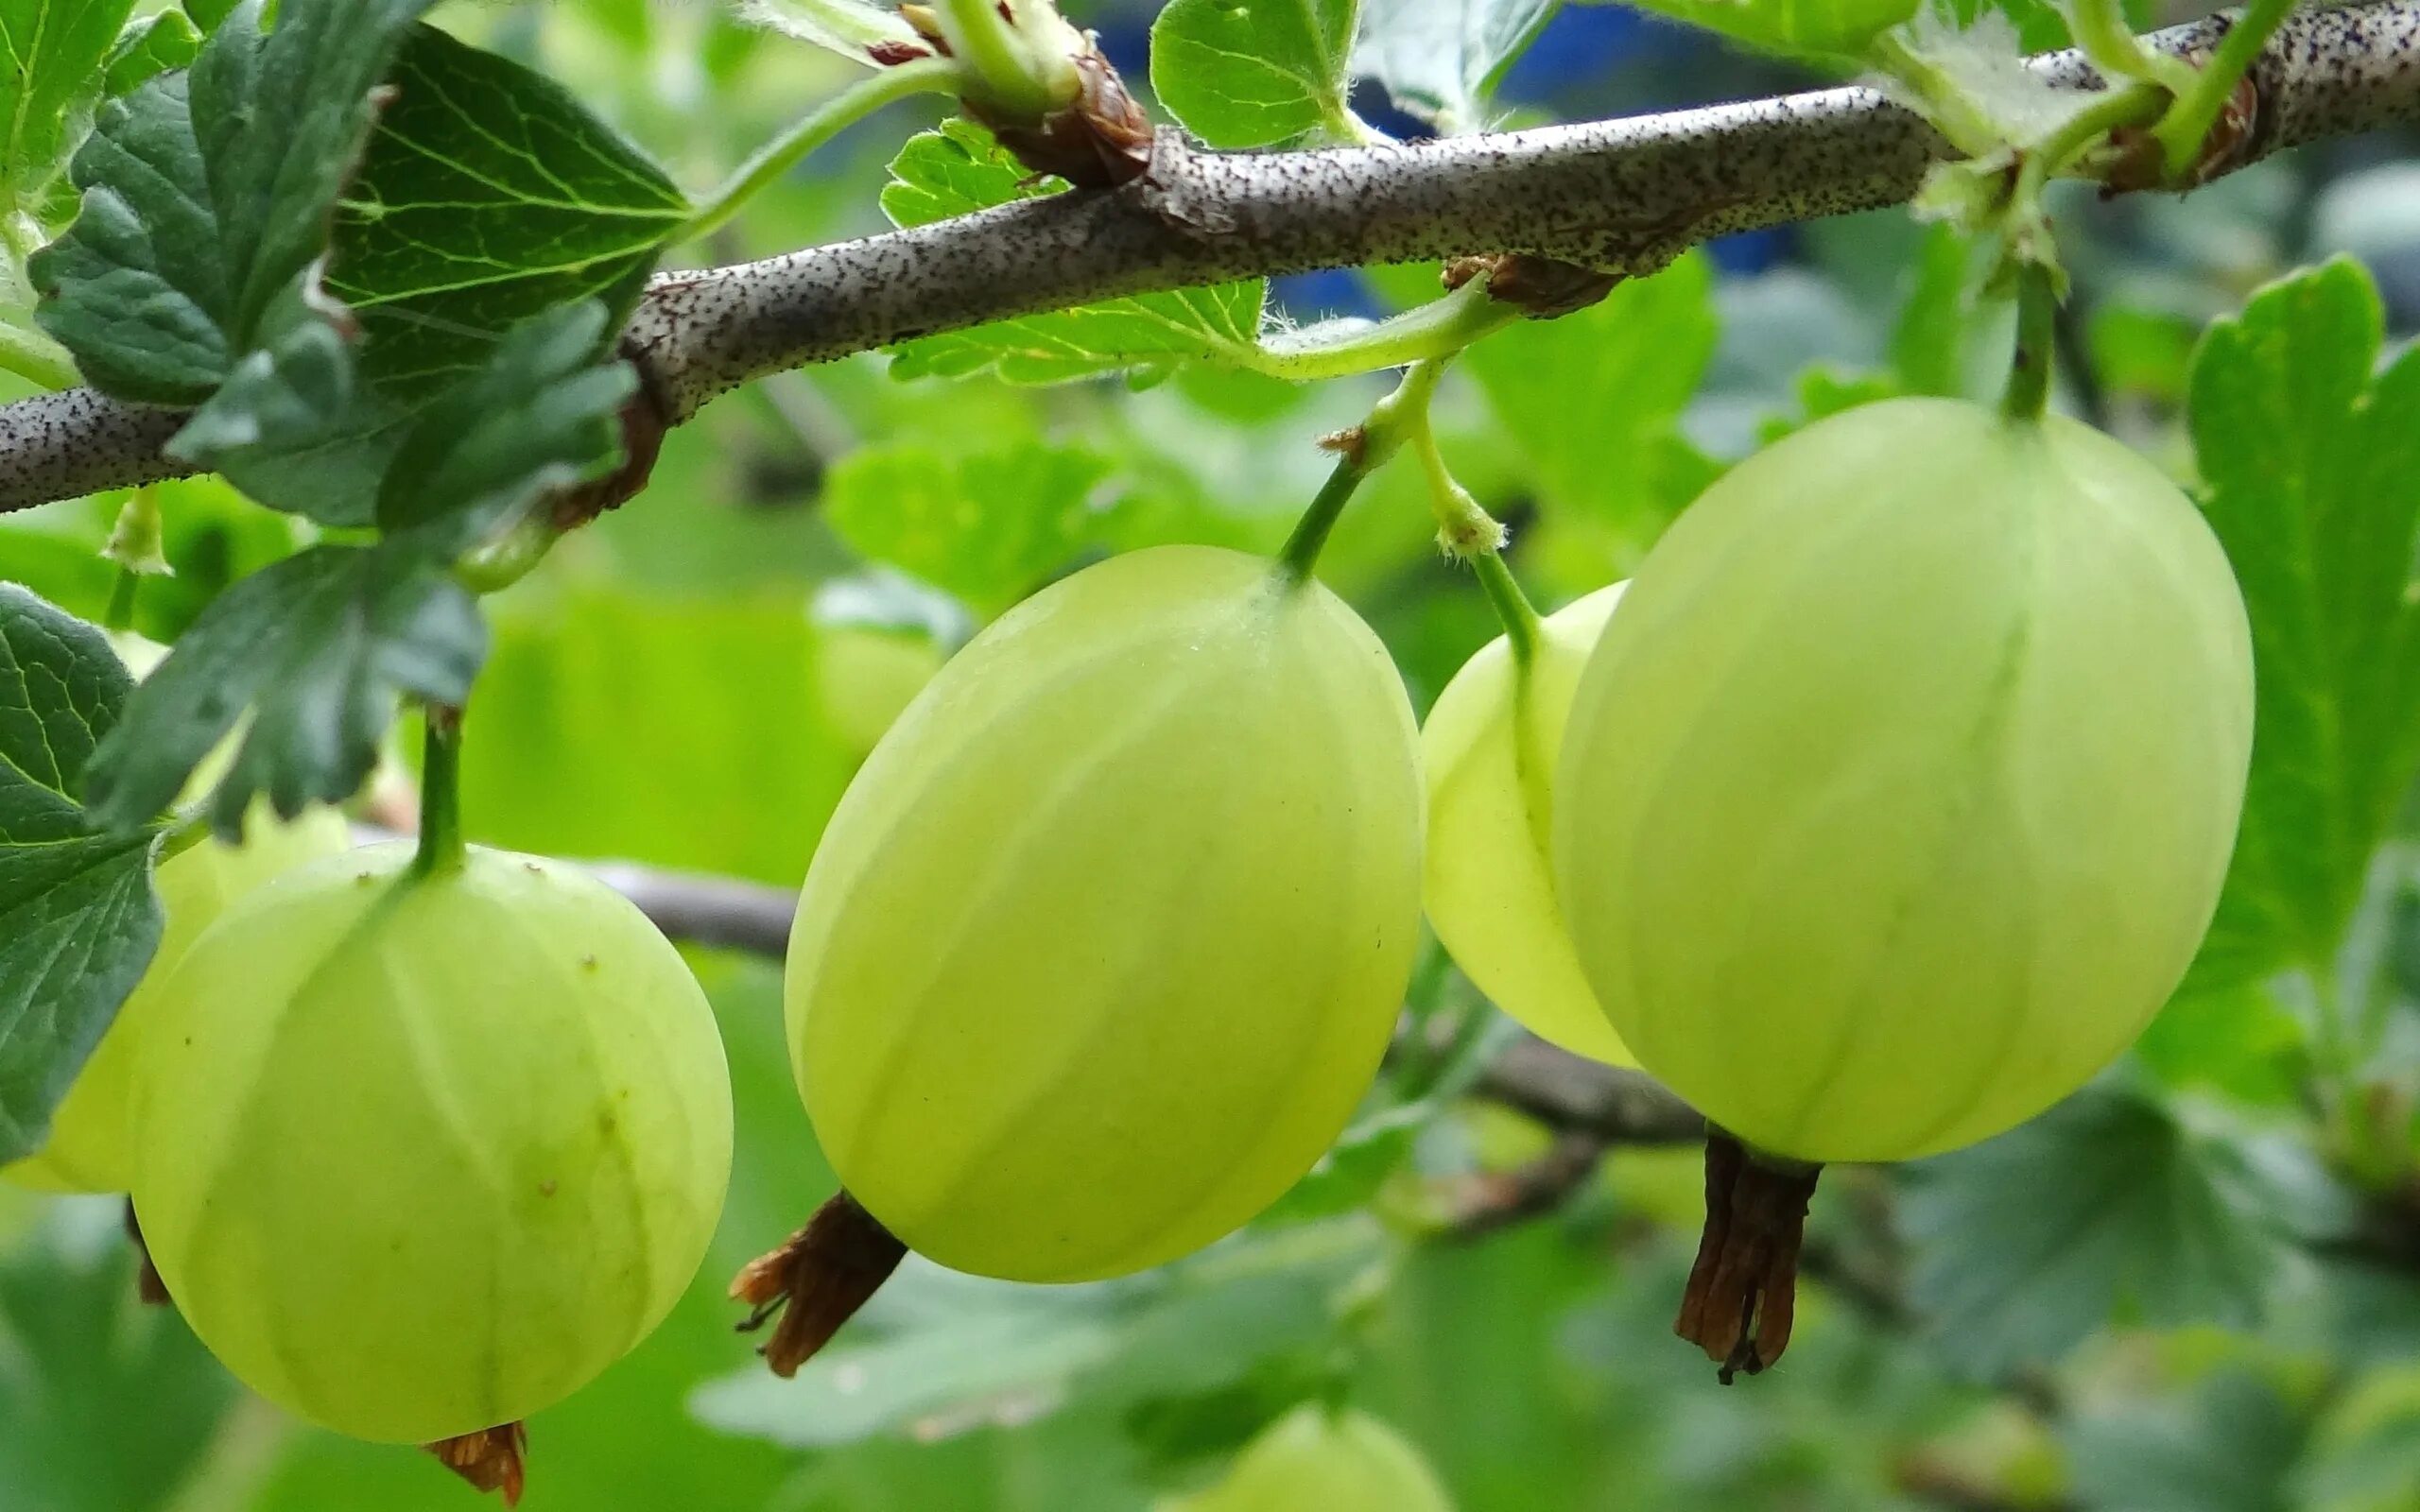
[2000,263,2060,424]
[412,707,467,878]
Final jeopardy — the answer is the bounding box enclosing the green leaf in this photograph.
[691,1227,1377,1449]
[0,588,162,1163]
[2065,1371,2310,1512]
[822,438,1119,614]
[2181,259,2420,996]
[372,301,634,556]
[1352,0,1559,134]
[0,0,138,221]
[81,542,483,836]
[31,0,440,404]
[1463,253,1718,565]
[879,121,1265,385]
[1899,1085,2351,1379]
[1599,0,1918,60]
[166,271,407,525]
[326,24,691,400]
[1150,0,1360,147]
[0,1207,237,1511]
[103,9,203,96]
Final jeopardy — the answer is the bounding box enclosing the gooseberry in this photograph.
[770,543,1420,1343]
[1160,1405,1455,1512]
[1421,583,1631,1065]
[130,841,734,1445]
[1554,397,2252,1372]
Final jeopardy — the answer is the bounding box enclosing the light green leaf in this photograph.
[1353,0,1559,134]
[736,0,926,66]
[102,9,201,96]
[1462,252,1718,564]
[2180,259,2420,995]
[1150,0,1360,147]
[823,438,1120,614]
[0,0,138,222]
[1597,0,1918,60]
[881,121,1266,385]
[0,589,161,1162]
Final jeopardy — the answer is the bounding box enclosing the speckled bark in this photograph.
[4,0,2417,510]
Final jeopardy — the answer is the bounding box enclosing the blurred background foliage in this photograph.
[8,0,2420,1508]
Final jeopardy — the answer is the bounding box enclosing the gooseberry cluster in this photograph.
[10,320,2252,1509]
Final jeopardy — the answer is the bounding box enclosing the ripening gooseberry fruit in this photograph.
[1554,397,2252,1375]
[1421,583,1632,1065]
[5,633,353,1194]
[130,841,733,1445]
[1159,1405,1455,1512]
[754,544,1421,1367]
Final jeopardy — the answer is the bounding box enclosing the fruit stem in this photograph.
[2152,0,2291,180]
[682,58,957,246]
[1471,553,1543,672]
[412,705,468,879]
[733,1190,909,1376]
[1998,263,2059,426]
[1277,359,1443,580]
[103,569,140,633]
[1674,1128,1821,1383]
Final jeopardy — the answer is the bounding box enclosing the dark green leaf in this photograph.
[1463,253,1717,566]
[1353,0,1559,134]
[1899,1085,2351,1379]
[880,122,1265,385]
[822,438,1119,614]
[32,0,440,404]
[30,73,229,403]
[374,300,633,555]
[1150,0,1361,148]
[2182,259,2420,995]
[0,0,138,217]
[0,587,161,1162]
[326,24,690,400]
[166,271,406,525]
[103,9,202,96]
[82,542,484,837]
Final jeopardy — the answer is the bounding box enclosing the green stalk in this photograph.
[412,707,468,879]
[104,570,141,632]
[0,319,79,392]
[938,0,1063,119]
[1246,285,1518,383]
[2153,0,2295,179]
[1471,553,1544,672]
[1276,451,1378,581]
[684,59,957,245]
[1999,262,2060,424]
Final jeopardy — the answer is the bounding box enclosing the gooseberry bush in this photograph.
[3,0,2420,1508]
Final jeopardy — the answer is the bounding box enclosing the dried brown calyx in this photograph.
[122,1200,169,1307]
[1674,1129,1823,1383]
[733,1190,909,1377]
[427,1422,528,1505]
